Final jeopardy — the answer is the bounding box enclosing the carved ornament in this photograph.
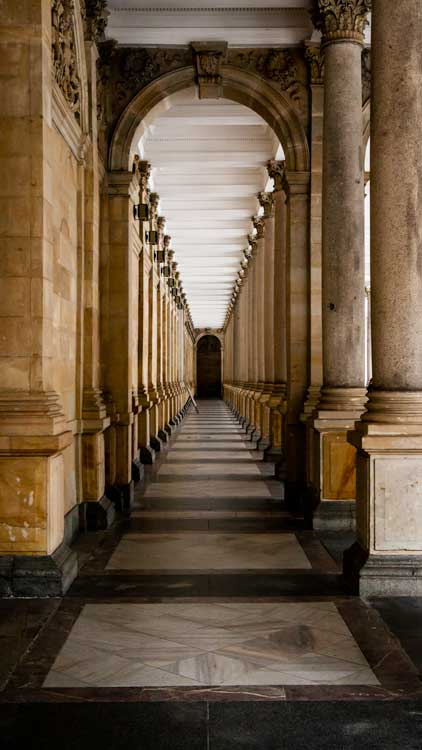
[267,159,286,192]
[311,0,371,44]
[258,191,275,219]
[51,0,81,121]
[305,45,325,84]
[191,42,228,99]
[81,0,108,42]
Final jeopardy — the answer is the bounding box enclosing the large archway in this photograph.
[196,335,222,398]
[109,65,310,173]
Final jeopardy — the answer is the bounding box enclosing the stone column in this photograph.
[250,220,265,440]
[105,171,141,510]
[308,0,370,530]
[136,162,155,463]
[345,0,422,595]
[257,193,275,450]
[265,161,288,466]
[283,171,310,504]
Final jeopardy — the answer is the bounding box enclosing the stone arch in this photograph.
[196,334,223,399]
[109,65,310,173]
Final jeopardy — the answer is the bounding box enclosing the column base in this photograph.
[64,505,80,547]
[139,445,156,464]
[0,542,78,598]
[131,458,144,483]
[256,437,271,452]
[121,481,135,512]
[150,436,162,452]
[165,424,173,435]
[79,497,116,532]
[343,541,422,597]
[313,500,356,532]
[264,446,282,464]
[105,483,124,510]
[158,429,168,443]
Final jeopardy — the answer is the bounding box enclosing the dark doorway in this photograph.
[196,335,222,398]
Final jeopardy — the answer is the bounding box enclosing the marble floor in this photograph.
[2,399,422,748]
[43,602,378,688]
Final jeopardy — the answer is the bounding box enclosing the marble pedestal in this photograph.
[344,422,422,596]
[307,390,366,531]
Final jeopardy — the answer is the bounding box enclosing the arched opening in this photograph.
[196,335,222,398]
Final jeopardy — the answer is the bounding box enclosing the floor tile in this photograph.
[106,532,311,571]
[43,603,378,688]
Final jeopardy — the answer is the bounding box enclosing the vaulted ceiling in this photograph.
[139,90,282,329]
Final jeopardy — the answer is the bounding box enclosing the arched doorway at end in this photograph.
[196,335,222,398]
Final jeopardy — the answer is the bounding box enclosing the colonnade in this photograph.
[101,157,195,512]
[225,0,422,595]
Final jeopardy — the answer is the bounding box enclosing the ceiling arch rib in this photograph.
[139,89,283,329]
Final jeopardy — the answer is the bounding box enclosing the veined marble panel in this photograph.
[106,532,311,571]
[44,602,379,688]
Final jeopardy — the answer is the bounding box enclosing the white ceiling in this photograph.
[139,89,282,329]
[106,2,314,47]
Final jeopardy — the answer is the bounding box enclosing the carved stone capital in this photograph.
[247,235,257,255]
[252,216,265,240]
[305,45,325,84]
[163,234,171,249]
[135,159,151,194]
[191,42,228,99]
[149,192,160,221]
[311,0,371,45]
[258,191,275,219]
[82,0,109,43]
[266,159,286,192]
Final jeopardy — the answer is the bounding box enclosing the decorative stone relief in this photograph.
[228,47,308,122]
[305,45,325,85]
[267,159,286,192]
[311,0,371,43]
[258,191,275,219]
[51,0,81,121]
[191,42,228,98]
[362,48,371,103]
[112,47,191,110]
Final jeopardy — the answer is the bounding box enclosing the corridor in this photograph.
[2,402,422,750]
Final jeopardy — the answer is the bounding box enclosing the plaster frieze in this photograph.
[311,0,371,44]
[51,0,81,122]
[266,159,286,192]
[258,191,275,219]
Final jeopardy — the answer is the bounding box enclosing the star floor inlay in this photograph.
[43,603,379,688]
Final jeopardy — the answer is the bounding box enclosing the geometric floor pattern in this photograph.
[43,602,379,688]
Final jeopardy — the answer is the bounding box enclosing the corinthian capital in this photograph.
[312,0,371,44]
[252,216,265,240]
[258,191,275,219]
[266,159,286,192]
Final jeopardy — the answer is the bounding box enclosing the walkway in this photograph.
[1,401,422,748]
